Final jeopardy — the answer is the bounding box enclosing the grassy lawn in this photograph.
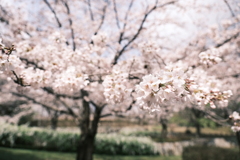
[0,147,181,160]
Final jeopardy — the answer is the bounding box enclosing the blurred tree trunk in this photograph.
[195,121,201,137]
[50,111,59,130]
[160,118,168,139]
[191,108,204,137]
[236,131,240,156]
[46,109,60,130]
[76,90,102,160]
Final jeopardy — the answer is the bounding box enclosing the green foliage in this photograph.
[0,123,158,155]
[182,146,239,160]
[122,131,191,143]
[0,147,181,160]
[96,134,156,155]
[170,115,189,127]
[18,113,34,126]
[170,110,218,128]
[197,118,217,128]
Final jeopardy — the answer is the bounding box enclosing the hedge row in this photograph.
[0,123,158,155]
[182,146,239,160]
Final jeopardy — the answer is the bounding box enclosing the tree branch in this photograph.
[57,98,78,118]
[223,0,235,17]
[42,87,83,100]
[112,0,175,65]
[43,0,62,28]
[61,0,76,51]
[87,0,94,21]
[118,0,134,44]
[11,70,30,87]
[215,32,239,48]
[12,92,68,114]
[94,5,107,36]
[113,0,120,29]
[20,58,45,70]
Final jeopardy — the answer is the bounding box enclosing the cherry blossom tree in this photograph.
[0,0,239,160]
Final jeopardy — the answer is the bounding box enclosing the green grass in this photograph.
[0,147,181,160]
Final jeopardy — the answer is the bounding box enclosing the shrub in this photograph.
[96,134,157,155]
[182,146,239,160]
[0,123,158,155]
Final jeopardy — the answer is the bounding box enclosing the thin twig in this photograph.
[155,53,167,66]
[61,0,76,50]
[42,87,82,100]
[88,0,94,21]
[20,58,45,70]
[94,5,107,35]
[128,58,135,78]
[113,0,175,65]
[118,0,134,44]
[43,0,62,28]
[113,0,120,29]
[224,0,235,17]
[12,92,67,113]
[57,98,78,117]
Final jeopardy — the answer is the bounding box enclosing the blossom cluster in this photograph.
[91,32,108,56]
[49,31,66,44]
[135,63,189,112]
[103,70,132,104]
[19,68,52,88]
[186,69,232,109]
[0,50,22,75]
[138,41,159,60]
[230,111,240,132]
[53,67,89,94]
[135,63,232,112]
[199,48,222,66]
[0,35,90,95]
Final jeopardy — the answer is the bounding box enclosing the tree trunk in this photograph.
[236,131,240,156]
[191,108,204,137]
[160,118,168,139]
[76,89,102,160]
[50,112,58,130]
[76,133,95,160]
[195,121,201,137]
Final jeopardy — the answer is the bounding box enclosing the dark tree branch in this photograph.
[216,32,239,48]
[128,75,140,80]
[118,0,134,44]
[217,72,240,79]
[113,0,120,29]
[11,70,30,87]
[0,17,9,24]
[100,113,126,118]
[223,0,235,17]
[12,92,68,114]
[43,0,62,28]
[0,5,9,24]
[94,5,107,35]
[87,0,94,21]
[42,87,82,100]
[113,0,175,65]
[20,58,45,70]
[57,98,78,117]
[61,0,76,51]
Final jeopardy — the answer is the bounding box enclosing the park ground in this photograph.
[0,147,181,160]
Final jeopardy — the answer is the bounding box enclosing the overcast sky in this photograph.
[0,0,238,49]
